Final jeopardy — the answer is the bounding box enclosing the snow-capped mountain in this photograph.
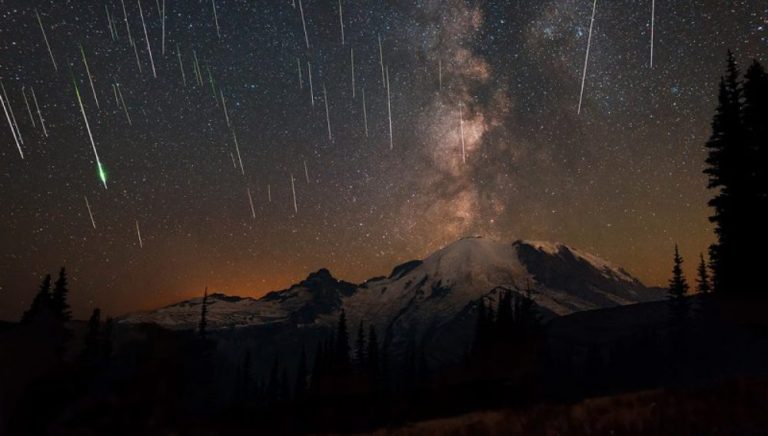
[120,237,664,365]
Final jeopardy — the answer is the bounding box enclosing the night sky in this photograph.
[0,0,765,320]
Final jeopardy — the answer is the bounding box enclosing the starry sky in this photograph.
[0,0,765,320]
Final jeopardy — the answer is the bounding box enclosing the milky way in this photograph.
[0,0,765,319]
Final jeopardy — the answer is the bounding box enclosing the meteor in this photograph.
[193,50,203,86]
[362,88,368,137]
[290,173,298,214]
[221,90,231,127]
[211,0,221,39]
[120,0,143,72]
[304,160,310,183]
[35,9,57,71]
[30,87,48,137]
[459,103,466,163]
[0,92,23,159]
[578,0,597,115]
[80,44,100,109]
[136,220,143,248]
[650,0,655,68]
[378,34,385,87]
[297,58,303,89]
[177,44,186,85]
[386,67,393,149]
[116,82,132,125]
[308,61,315,107]
[298,0,309,48]
[232,128,244,175]
[1,81,23,146]
[247,188,256,219]
[438,59,442,92]
[323,84,332,141]
[268,184,272,203]
[338,0,345,45]
[105,5,116,40]
[351,48,355,98]
[161,0,166,54]
[72,74,108,189]
[84,195,96,229]
[138,0,157,78]
[21,86,36,127]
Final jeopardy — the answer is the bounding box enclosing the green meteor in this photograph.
[72,68,108,189]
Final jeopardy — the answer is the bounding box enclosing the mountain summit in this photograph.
[120,237,664,363]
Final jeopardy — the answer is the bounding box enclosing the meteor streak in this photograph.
[247,188,256,218]
[578,0,597,115]
[459,103,466,163]
[21,86,36,127]
[308,61,315,107]
[212,0,221,39]
[378,34,385,87]
[650,0,655,68]
[84,195,96,229]
[298,0,309,48]
[323,84,332,141]
[136,220,143,248]
[221,89,231,127]
[1,81,23,146]
[35,9,57,71]
[116,82,132,125]
[138,0,157,78]
[232,128,244,175]
[80,44,100,109]
[30,87,48,137]
[303,160,310,183]
[73,75,108,189]
[338,0,345,45]
[362,88,368,137]
[290,173,298,214]
[297,58,303,89]
[161,0,166,54]
[386,67,393,149]
[351,48,355,98]
[0,92,23,159]
[177,44,186,85]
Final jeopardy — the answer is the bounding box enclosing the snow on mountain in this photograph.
[119,237,664,363]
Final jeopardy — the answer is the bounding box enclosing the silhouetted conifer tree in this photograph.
[51,268,71,321]
[367,325,380,380]
[335,309,350,370]
[743,60,768,258]
[669,245,690,323]
[696,253,712,294]
[21,274,52,323]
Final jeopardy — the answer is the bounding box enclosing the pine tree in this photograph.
[696,253,711,294]
[83,308,102,364]
[198,287,208,337]
[51,267,71,321]
[21,274,52,323]
[704,52,754,294]
[355,320,366,368]
[669,245,690,323]
[743,60,768,262]
[335,309,350,369]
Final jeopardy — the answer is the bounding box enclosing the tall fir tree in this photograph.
[696,253,712,294]
[743,60,768,260]
[704,52,756,294]
[51,267,71,321]
[22,274,52,323]
[669,245,690,323]
[198,287,208,337]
